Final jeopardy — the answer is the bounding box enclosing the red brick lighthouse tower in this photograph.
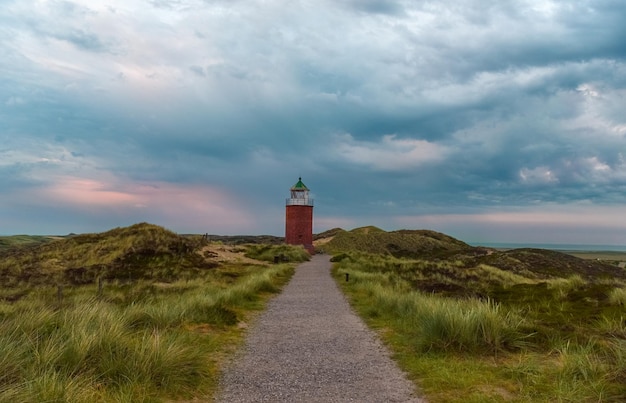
[285,177,314,253]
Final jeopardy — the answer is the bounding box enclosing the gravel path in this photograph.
[216,254,425,402]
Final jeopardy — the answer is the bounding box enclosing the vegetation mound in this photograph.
[0,223,213,287]
[349,225,385,234]
[318,226,625,281]
[317,227,474,259]
[313,227,344,241]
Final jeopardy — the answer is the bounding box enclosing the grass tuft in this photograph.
[608,287,626,306]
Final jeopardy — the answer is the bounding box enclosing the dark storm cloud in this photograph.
[1,0,625,242]
[53,29,108,52]
[340,0,406,16]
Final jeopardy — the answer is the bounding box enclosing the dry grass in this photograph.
[0,223,303,402]
[201,244,269,265]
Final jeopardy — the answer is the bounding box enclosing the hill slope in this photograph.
[317,226,474,259]
[472,247,626,280]
[0,223,214,287]
[317,227,626,280]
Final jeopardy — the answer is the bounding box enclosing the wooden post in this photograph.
[345,273,349,282]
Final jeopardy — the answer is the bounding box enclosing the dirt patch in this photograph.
[313,236,334,248]
[200,244,268,265]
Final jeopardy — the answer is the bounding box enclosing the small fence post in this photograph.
[345,273,349,282]
[97,277,103,298]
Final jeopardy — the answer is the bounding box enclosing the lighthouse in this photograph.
[285,177,314,253]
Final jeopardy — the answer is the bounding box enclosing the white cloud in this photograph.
[332,133,447,171]
[586,156,610,172]
[519,166,558,185]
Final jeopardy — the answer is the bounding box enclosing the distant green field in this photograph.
[0,235,55,251]
[565,250,626,262]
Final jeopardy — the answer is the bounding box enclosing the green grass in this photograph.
[0,223,214,288]
[0,224,298,402]
[0,235,54,251]
[0,263,295,401]
[608,287,626,306]
[333,252,626,402]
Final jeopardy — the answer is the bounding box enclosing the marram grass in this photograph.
[333,252,626,402]
[345,269,526,354]
[0,259,294,402]
[608,287,626,306]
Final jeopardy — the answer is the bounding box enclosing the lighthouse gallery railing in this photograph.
[285,198,314,206]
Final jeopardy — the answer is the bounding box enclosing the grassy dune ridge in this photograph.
[0,223,309,402]
[319,226,474,259]
[0,223,215,289]
[321,228,626,402]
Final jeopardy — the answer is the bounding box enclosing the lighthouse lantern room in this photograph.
[285,177,314,253]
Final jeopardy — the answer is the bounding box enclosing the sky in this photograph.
[1,0,626,245]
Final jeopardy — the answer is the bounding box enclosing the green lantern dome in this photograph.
[291,177,309,191]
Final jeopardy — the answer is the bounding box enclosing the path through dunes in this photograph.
[217,254,424,402]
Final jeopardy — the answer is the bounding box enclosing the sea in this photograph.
[468,242,626,252]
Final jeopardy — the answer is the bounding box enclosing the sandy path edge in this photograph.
[216,254,425,402]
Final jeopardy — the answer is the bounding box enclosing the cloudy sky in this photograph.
[1,0,626,245]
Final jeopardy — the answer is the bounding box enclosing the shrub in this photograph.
[608,287,626,306]
[548,275,587,300]
[340,267,527,354]
[413,297,527,354]
[244,244,310,263]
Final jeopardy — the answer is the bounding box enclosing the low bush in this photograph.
[608,287,626,306]
[344,272,525,354]
[244,244,310,263]
[547,275,587,299]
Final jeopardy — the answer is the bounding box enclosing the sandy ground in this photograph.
[200,244,269,265]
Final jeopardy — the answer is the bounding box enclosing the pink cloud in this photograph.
[404,207,626,228]
[20,175,255,233]
[392,205,626,245]
[42,176,139,206]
